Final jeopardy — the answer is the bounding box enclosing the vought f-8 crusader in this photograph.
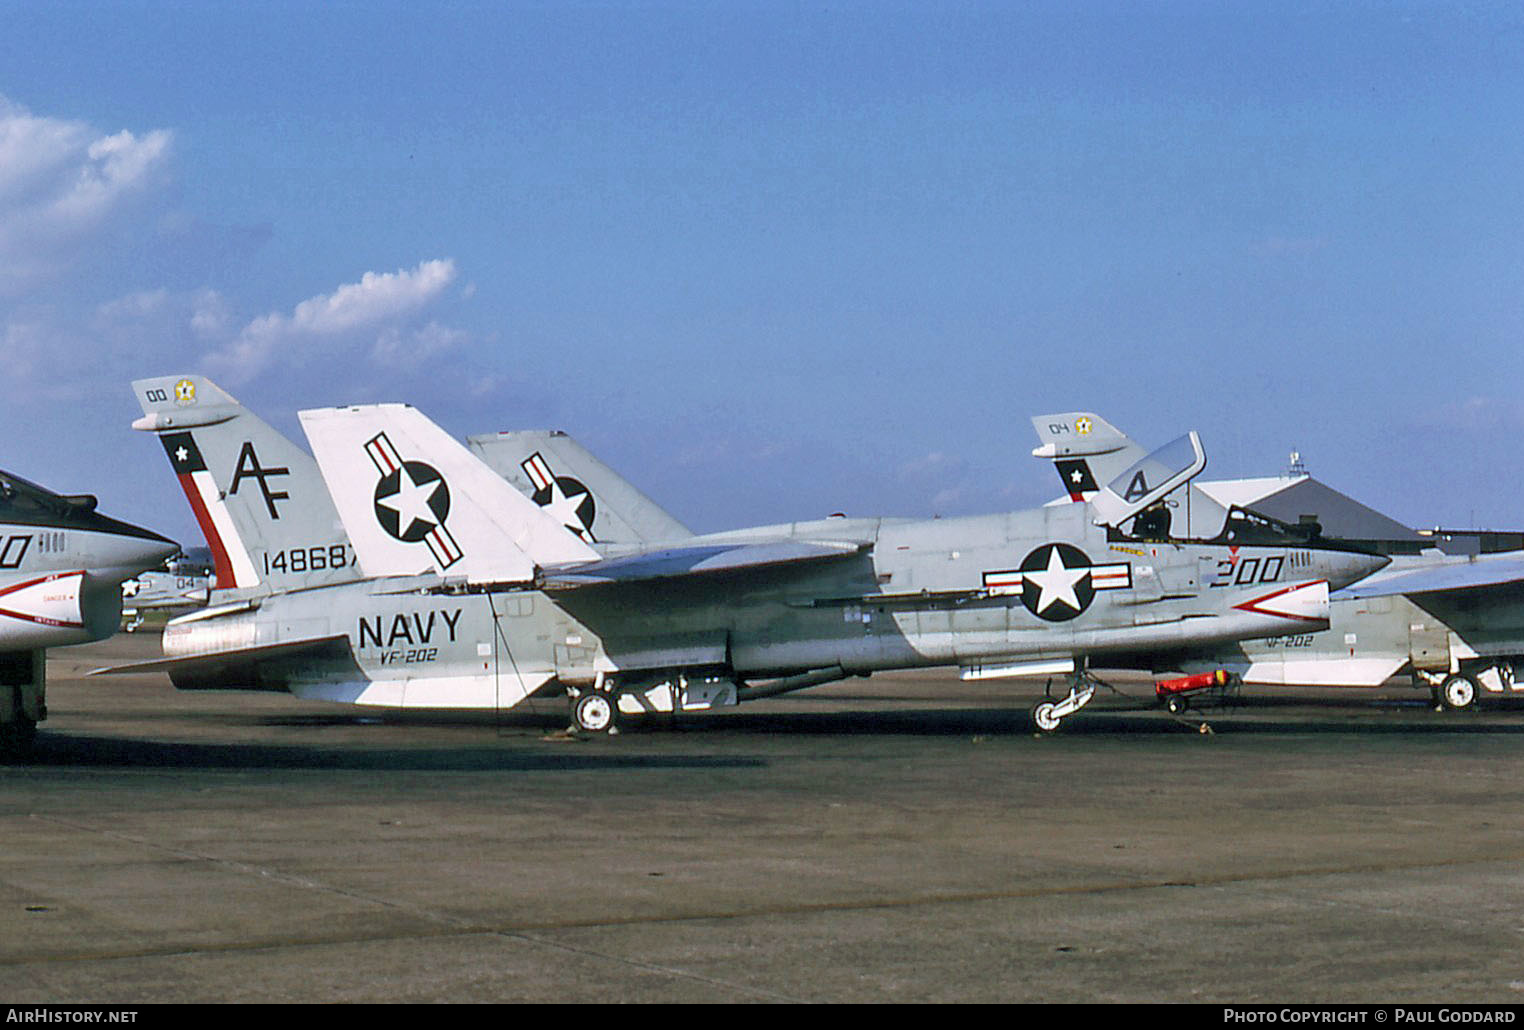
[1,468,176,753]
[115,375,1387,733]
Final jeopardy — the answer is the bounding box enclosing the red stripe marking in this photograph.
[0,607,83,628]
[366,435,399,475]
[178,472,240,588]
[1233,580,1327,622]
[0,570,85,629]
[0,570,80,598]
[526,454,553,490]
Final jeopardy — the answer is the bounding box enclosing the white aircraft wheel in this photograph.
[572,692,617,733]
[1439,674,1479,712]
[1164,695,1187,715]
[1031,701,1061,734]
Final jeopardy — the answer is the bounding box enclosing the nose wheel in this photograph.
[1030,674,1099,734]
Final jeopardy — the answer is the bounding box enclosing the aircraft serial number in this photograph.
[262,545,353,575]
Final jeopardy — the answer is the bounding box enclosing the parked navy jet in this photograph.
[0,468,177,752]
[310,403,1389,732]
[117,377,1387,733]
[1337,553,1524,708]
[1031,411,1524,711]
[122,554,213,630]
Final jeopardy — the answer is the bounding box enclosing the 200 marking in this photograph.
[1211,555,1285,588]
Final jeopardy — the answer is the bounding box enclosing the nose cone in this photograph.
[1323,548,1391,591]
[89,520,181,582]
[134,534,181,572]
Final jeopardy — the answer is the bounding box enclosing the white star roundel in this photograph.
[374,460,450,542]
[1019,543,1096,622]
[534,475,596,542]
[521,452,597,542]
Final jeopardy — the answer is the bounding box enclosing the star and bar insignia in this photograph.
[983,543,1131,622]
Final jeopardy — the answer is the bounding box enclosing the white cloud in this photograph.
[287,259,456,336]
[0,97,172,291]
[371,321,469,370]
[208,259,460,382]
[93,288,170,325]
[189,289,232,340]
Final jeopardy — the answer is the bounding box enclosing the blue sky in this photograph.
[3,1,1522,546]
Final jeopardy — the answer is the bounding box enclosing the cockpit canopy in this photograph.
[0,470,100,524]
[1207,505,1325,547]
[1089,432,1207,529]
[1086,432,1366,552]
[0,468,172,545]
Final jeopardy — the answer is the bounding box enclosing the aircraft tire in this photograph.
[1031,701,1061,735]
[1439,674,1479,712]
[572,692,618,734]
[1164,695,1188,715]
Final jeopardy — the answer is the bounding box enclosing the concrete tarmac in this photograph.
[2,635,1523,1003]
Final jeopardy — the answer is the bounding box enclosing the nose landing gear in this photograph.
[1030,671,1102,734]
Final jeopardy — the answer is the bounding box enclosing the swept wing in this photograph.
[1334,553,1524,601]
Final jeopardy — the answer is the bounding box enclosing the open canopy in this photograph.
[1088,432,1207,529]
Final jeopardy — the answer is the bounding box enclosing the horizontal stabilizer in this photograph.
[92,634,353,684]
[1030,412,1143,459]
[541,540,868,588]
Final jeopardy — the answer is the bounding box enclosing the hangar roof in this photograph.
[1196,473,1424,545]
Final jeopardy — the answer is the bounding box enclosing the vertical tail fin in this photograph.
[1030,412,1150,503]
[1030,411,1229,538]
[467,430,692,547]
[131,375,358,595]
[299,404,600,583]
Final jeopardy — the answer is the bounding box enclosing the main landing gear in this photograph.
[571,690,619,734]
[1416,668,1490,712]
[566,672,744,734]
[1437,673,1479,712]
